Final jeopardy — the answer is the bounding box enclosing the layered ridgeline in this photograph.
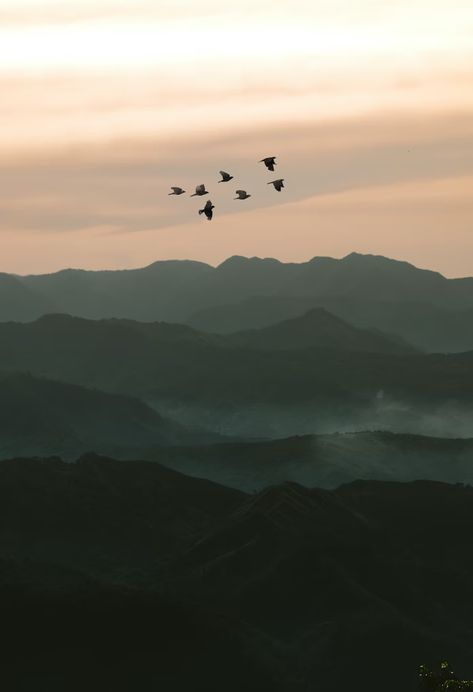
[3,376,473,488]
[5,252,473,351]
[0,372,217,459]
[2,455,473,691]
[0,312,473,436]
[152,432,473,491]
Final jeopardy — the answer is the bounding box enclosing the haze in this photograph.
[1,0,472,276]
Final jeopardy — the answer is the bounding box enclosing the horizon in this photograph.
[8,250,473,281]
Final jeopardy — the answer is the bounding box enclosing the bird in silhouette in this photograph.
[168,186,185,195]
[218,171,233,183]
[199,199,214,220]
[260,156,277,171]
[268,179,284,191]
[234,190,251,200]
[191,184,209,197]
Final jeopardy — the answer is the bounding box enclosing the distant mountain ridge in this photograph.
[4,252,473,327]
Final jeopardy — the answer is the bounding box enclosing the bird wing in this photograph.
[204,200,213,210]
[196,184,205,193]
[171,187,182,193]
[219,171,230,179]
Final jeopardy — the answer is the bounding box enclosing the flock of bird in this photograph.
[168,156,285,220]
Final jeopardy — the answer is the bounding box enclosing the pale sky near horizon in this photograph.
[0,0,472,277]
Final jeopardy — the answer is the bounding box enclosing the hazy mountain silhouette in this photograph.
[229,307,416,354]
[0,372,216,459]
[153,431,473,491]
[188,295,473,354]
[5,253,473,328]
[1,314,473,437]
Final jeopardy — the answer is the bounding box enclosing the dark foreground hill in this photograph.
[0,372,216,459]
[1,456,473,691]
[0,563,283,692]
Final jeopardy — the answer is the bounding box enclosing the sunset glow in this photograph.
[0,0,472,275]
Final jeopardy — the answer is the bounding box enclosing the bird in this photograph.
[234,190,251,200]
[268,179,284,192]
[168,186,185,195]
[191,184,209,197]
[199,199,214,220]
[218,171,233,183]
[260,156,276,171]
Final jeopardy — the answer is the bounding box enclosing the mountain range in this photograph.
[3,251,473,690]
[5,252,473,352]
[1,312,473,437]
[2,455,473,691]
[151,431,473,491]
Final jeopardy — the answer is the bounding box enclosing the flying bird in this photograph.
[260,157,277,171]
[234,190,251,200]
[168,186,185,195]
[199,199,215,220]
[218,171,233,182]
[268,179,284,192]
[191,184,209,197]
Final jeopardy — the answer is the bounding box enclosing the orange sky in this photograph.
[1,0,472,276]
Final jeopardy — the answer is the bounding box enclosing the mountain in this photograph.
[187,295,473,354]
[172,478,473,692]
[3,456,473,691]
[0,372,215,459]
[152,431,473,491]
[1,314,473,437]
[0,454,243,581]
[1,561,282,692]
[5,252,473,325]
[228,307,416,354]
[186,294,320,332]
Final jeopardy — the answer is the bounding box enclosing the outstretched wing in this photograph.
[204,199,213,210]
[171,186,182,193]
[219,170,231,180]
[235,189,245,196]
[261,157,276,170]
[196,183,205,194]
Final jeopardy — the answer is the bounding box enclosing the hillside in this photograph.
[0,314,473,437]
[2,458,473,691]
[152,431,473,491]
[5,252,473,325]
[187,295,473,354]
[0,454,243,580]
[0,372,214,458]
[228,307,416,354]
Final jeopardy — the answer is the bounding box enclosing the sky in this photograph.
[0,0,472,276]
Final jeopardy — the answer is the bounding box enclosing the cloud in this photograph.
[0,110,472,276]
